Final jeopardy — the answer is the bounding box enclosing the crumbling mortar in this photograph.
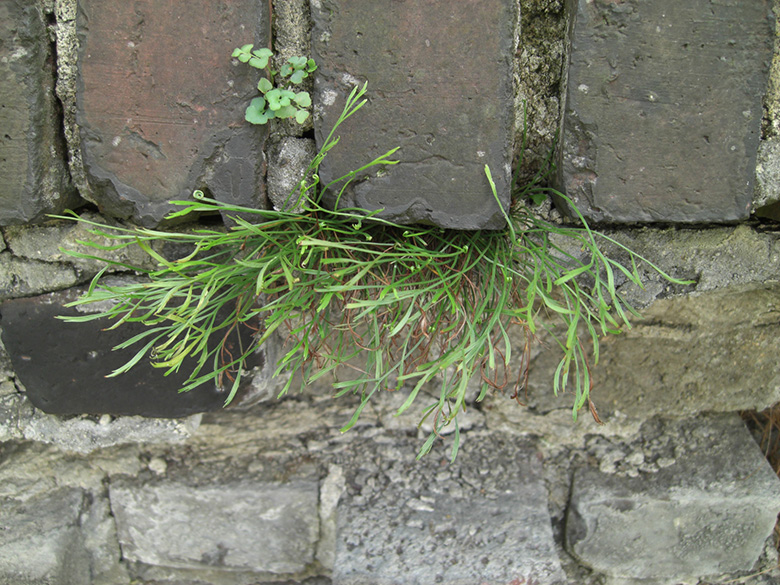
[762,0,780,139]
[52,0,91,205]
[267,0,315,140]
[515,0,567,185]
[263,0,317,207]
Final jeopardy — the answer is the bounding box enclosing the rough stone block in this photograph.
[333,436,566,585]
[587,282,780,418]
[75,0,270,226]
[311,0,517,230]
[566,415,780,581]
[0,253,79,301]
[0,488,91,585]
[516,227,780,419]
[0,1,79,225]
[109,478,319,574]
[558,0,774,223]
[0,283,263,417]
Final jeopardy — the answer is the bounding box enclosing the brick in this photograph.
[558,0,774,223]
[0,283,264,417]
[333,436,566,585]
[311,0,517,230]
[0,1,78,225]
[566,415,780,580]
[75,0,270,226]
[523,281,780,418]
[110,478,320,574]
[0,488,91,584]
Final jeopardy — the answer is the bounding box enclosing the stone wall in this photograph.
[1,1,780,584]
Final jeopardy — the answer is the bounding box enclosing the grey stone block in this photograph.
[558,0,774,223]
[0,252,79,301]
[0,488,91,585]
[511,224,780,418]
[333,435,566,585]
[109,479,319,574]
[566,415,780,581]
[311,0,517,230]
[585,282,780,418]
[74,0,270,226]
[0,1,79,226]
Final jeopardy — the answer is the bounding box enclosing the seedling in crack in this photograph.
[232,44,317,125]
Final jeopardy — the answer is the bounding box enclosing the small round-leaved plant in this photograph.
[232,44,316,125]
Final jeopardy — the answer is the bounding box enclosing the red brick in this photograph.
[76,0,270,226]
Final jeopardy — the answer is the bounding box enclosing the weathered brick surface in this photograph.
[0,488,91,584]
[75,0,269,226]
[333,436,566,585]
[558,0,774,223]
[0,284,263,417]
[0,1,78,225]
[110,478,319,574]
[566,415,780,580]
[311,0,517,230]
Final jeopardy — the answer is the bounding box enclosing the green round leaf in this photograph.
[248,55,269,69]
[295,109,310,124]
[288,56,307,69]
[280,63,293,77]
[237,53,251,63]
[293,92,312,108]
[266,88,282,110]
[240,44,254,52]
[290,70,306,84]
[306,59,317,72]
[245,97,270,124]
[275,105,297,119]
[253,47,273,59]
[257,77,273,93]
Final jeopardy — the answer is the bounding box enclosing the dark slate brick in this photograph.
[0,1,79,225]
[311,0,517,230]
[0,284,262,418]
[75,0,270,226]
[557,0,774,223]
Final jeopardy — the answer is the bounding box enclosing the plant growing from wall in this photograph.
[57,71,690,460]
[232,44,316,125]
